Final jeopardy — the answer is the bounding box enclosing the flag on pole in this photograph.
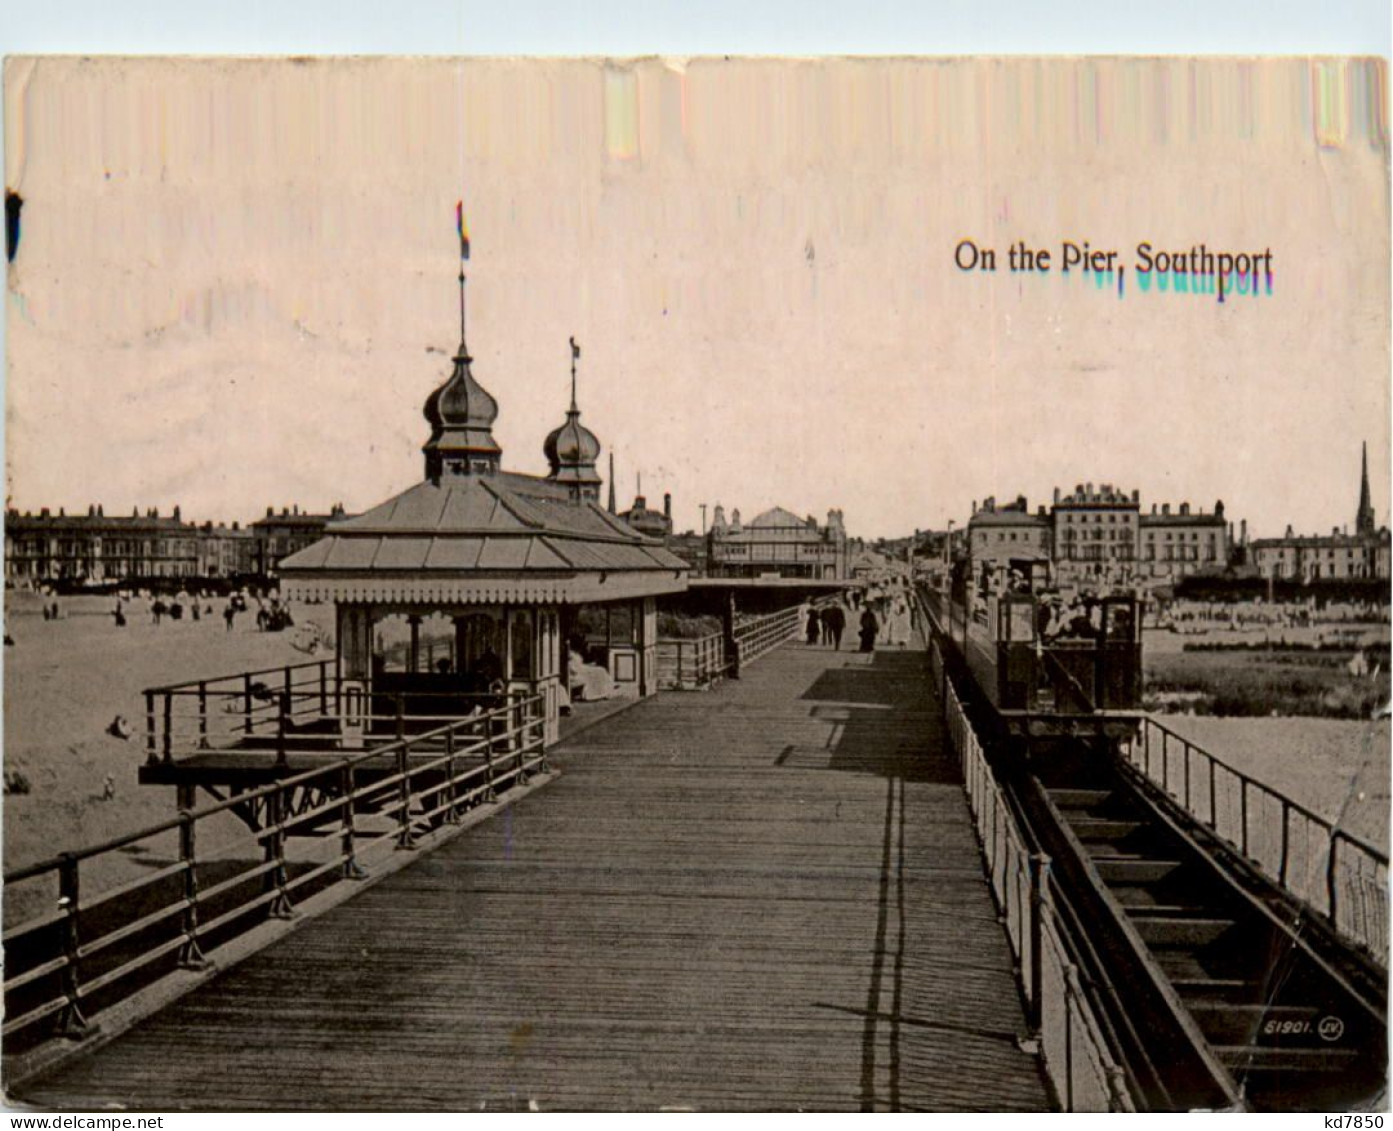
[456,200,471,261]
[570,336,581,360]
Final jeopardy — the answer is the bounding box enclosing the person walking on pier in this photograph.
[858,606,879,653]
[822,602,846,650]
[806,605,821,646]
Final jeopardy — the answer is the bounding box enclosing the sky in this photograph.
[2,6,1390,542]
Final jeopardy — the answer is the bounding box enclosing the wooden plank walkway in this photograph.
[14,639,1051,1112]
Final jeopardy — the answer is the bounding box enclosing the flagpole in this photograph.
[465,264,476,353]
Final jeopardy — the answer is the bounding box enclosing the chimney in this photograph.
[1131,488,1140,504]
[1151,503,1157,515]
[1017,495,1027,511]
[1215,500,1224,519]
[40,507,50,518]
[1240,519,1247,544]
[1162,504,1170,516]
[1180,502,1190,516]
[173,505,181,521]
[1037,505,1046,517]
[1086,482,1094,497]
[97,504,103,517]
[87,504,95,517]
[1285,524,1294,538]
[664,493,671,520]
[266,506,273,518]
[971,500,977,515]
[1053,487,1061,505]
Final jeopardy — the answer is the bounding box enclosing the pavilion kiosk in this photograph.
[279,304,687,747]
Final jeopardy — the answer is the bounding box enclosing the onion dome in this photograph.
[544,340,603,502]
[544,410,601,473]
[422,340,502,480]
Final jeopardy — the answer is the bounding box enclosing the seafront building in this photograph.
[967,485,1230,590]
[966,445,1388,593]
[3,502,350,587]
[3,506,255,585]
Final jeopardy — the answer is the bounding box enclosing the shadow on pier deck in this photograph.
[13,640,1050,1112]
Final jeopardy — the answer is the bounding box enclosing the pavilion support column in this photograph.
[407,615,422,674]
[336,604,374,749]
[453,615,468,674]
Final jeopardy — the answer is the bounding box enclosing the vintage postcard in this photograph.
[2,55,1388,1113]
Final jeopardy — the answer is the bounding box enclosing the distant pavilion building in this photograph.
[279,280,688,742]
[706,505,848,580]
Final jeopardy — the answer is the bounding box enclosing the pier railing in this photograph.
[932,638,1134,1112]
[655,632,727,690]
[2,694,547,1053]
[732,605,805,666]
[1120,718,1389,966]
[655,604,820,690]
[139,658,546,766]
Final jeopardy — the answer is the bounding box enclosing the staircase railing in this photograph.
[1120,718,1388,967]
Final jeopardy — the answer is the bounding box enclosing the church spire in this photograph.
[608,453,617,514]
[1357,440,1376,534]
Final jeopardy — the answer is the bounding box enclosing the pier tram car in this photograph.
[921,570,1387,1112]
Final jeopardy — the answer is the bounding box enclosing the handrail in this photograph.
[1121,715,1388,965]
[146,658,333,697]
[3,693,549,1049]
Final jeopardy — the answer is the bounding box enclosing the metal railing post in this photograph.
[265,783,295,919]
[1279,799,1291,885]
[1028,853,1050,1034]
[1208,757,1217,830]
[444,728,462,824]
[276,693,289,769]
[145,690,159,766]
[1327,835,1340,927]
[1063,964,1079,1112]
[162,693,173,764]
[483,719,496,801]
[341,764,366,879]
[319,662,329,717]
[395,737,417,850]
[55,853,88,1039]
[243,673,254,735]
[177,806,210,969]
[1182,741,1191,811]
[197,681,208,748]
[1240,777,1249,856]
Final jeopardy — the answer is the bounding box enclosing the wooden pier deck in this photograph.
[14,640,1051,1112]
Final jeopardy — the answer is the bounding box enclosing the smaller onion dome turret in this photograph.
[545,337,603,503]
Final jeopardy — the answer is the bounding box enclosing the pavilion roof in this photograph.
[278,472,688,606]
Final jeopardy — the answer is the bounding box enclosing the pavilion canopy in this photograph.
[279,472,689,606]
